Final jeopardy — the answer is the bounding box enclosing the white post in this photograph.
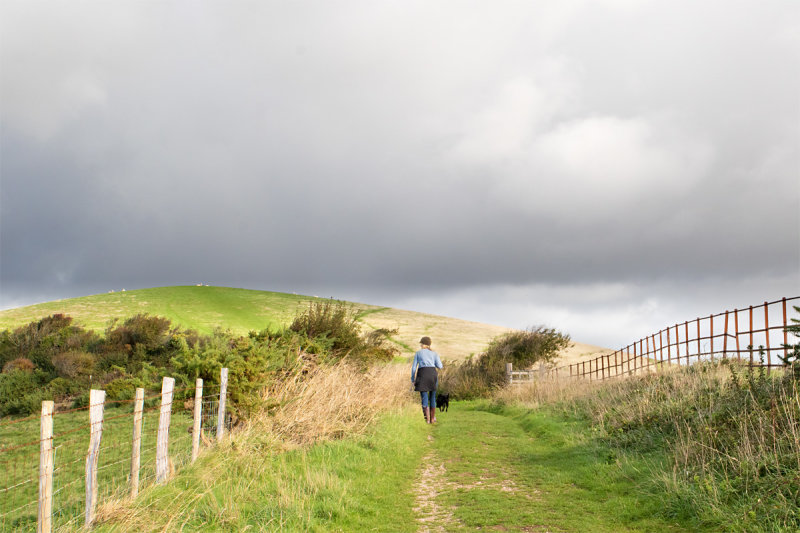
[37,401,54,533]
[539,362,546,379]
[130,388,144,498]
[85,389,105,527]
[505,362,513,385]
[217,368,228,440]
[192,378,203,462]
[156,377,175,484]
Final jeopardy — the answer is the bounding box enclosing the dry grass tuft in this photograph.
[256,361,413,445]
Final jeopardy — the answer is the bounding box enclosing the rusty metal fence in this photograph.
[508,296,799,383]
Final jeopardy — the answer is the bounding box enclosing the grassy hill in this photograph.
[0,285,612,362]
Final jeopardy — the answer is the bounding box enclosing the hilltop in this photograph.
[0,285,611,362]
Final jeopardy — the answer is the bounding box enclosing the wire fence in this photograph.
[0,369,232,532]
[507,297,799,384]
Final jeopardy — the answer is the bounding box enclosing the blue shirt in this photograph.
[411,348,443,381]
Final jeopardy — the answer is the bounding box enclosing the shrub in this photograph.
[441,327,571,399]
[0,369,49,416]
[2,357,35,373]
[0,314,97,374]
[289,301,399,365]
[289,301,362,356]
[52,350,95,380]
[105,377,139,403]
[44,377,80,402]
[105,314,172,350]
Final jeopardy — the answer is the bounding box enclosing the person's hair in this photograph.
[419,336,432,347]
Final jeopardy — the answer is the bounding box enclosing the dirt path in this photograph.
[413,436,456,532]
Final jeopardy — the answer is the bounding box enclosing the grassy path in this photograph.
[418,402,694,532]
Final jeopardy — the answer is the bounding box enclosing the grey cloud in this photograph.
[1,1,798,345]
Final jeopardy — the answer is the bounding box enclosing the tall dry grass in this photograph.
[256,360,413,446]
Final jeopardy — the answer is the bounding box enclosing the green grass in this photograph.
[73,401,709,532]
[0,286,356,336]
[87,408,430,532]
[428,402,699,532]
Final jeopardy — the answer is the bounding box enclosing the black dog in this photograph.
[437,393,450,412]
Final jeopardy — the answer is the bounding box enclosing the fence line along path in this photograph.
[507,297,798,384]
[0,367,231,533]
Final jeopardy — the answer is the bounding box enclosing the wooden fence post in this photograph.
[764,302,771,371]
[710,314,715,361]
[217,368,229,440]
[156,377,175,484]
[723,311,729,359]
[665,328,670,369]
[734,310,741,360]
[130,388,144,499]
[538,362,545,380]
[192,378,203,462]
[783,298,789,364]
[85,389,105,527]
[37,401,54,533]
[505,363,512,385]
[684,321,689,366]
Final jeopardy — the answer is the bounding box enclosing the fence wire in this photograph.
[0,379,233,531]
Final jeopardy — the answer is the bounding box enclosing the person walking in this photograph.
[411,336,443,424]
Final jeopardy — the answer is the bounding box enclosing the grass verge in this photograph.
[84,408,428,532]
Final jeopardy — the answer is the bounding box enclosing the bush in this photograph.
[0,314,97,374]
[105,377,140,404]
[105,314,172,351]
[289,301,362,356]
[44,377,80,402]
[52,350,95,380]
[0,369,49,415]
[441,327,571,399]
[2,357,35,373]
[289,301,398,365]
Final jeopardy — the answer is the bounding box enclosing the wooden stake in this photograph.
[710,314,715,361]
[735,309,741,360]
[783,298,789,363]
[723,311,729,359]
[156,377,175,484]
[130,388,144,499]
[38,401,54,533]
[764,302,770,369]
[85,389,105,527]
[192,379,203,462]
[217,368,228,439]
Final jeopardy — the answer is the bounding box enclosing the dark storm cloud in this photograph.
[1,1,798,345]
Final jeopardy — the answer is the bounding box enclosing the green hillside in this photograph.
[0,286,516,360]
[0,286,359,336]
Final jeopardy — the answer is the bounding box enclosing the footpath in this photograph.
[412,403,691,533]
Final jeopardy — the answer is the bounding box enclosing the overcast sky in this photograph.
[1,1,798,348]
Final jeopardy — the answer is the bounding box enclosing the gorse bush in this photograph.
[441,327,570,400]
[288,300,398,366]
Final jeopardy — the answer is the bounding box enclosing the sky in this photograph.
[1,1,798,349]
